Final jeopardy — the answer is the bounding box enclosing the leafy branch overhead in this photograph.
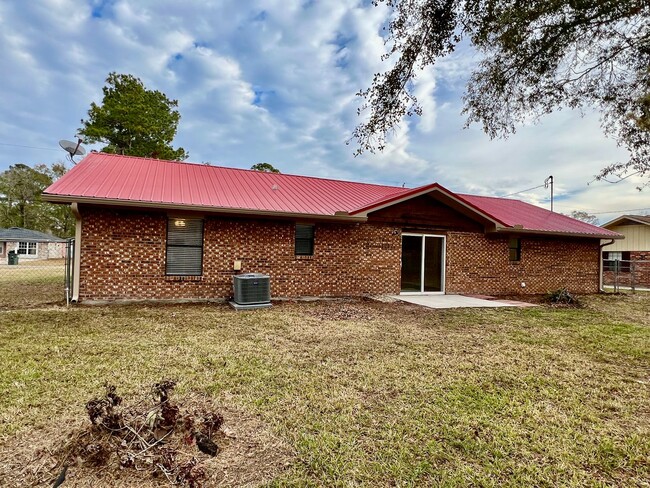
[79,73,188,161]
[354,0,650,186]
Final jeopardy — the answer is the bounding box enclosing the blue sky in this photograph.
[0,0,648,222]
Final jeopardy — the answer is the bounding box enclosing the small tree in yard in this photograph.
[79,72,188,161]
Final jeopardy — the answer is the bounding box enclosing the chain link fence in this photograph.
[0,240,74,309]
[602,259,650,292]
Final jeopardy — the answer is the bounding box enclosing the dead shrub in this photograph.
[545,288,581,306]
[53,380,226,486]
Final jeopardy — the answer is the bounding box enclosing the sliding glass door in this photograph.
[400,234,445,294]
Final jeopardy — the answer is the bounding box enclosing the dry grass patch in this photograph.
[0,294,649,486]
[0,260,65,309]
[0,387,291,487]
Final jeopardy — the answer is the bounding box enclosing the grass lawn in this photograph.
[0,259,65,309]
[0,294,648,486]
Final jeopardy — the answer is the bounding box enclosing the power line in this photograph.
[0,142,60,152]
[590,207,650,215]
[500,182,648,217]
[500,183,546,197]
[535,201,649,215]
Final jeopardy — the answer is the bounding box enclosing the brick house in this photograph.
[601,215,650,288]
[0,227,66,262]
[42,153,622,302]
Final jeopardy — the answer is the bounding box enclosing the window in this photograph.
[603,251,630,272]
[17,242,37,255]
[508,238,521,262]
[295,224,314,256]
[166,218,204,275]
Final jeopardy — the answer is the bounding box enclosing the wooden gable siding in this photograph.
[602,223,650,252]
[367,194,485,232]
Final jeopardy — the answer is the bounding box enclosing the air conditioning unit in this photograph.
[233,273,271,306]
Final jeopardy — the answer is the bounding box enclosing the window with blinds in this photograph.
[508,237,521,262]
[166,218,204,275]
[295,224,314,256]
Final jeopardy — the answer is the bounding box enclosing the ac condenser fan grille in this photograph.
[233,273,271,305]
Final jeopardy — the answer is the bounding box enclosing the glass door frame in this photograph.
[400,233,446,295]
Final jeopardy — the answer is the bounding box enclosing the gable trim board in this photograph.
[43,153,621,302]
[602,215,650,228]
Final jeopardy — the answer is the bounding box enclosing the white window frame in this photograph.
[606,251,622,261]
[400,233,446,295]
[17,242,37,256]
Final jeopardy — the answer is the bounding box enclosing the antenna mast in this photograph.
[544,176,554,212]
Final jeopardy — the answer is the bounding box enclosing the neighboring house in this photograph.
[0,227,67,262]
[42,153,622,302]
[601,215,650,287]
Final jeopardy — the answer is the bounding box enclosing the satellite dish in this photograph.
[59,138,86,164]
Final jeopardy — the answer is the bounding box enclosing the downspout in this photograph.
[71,203,82,302]
[599,239,615,292]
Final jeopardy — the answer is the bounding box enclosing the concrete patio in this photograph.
[393,294,537,309]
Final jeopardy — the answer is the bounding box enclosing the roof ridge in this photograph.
[461,193,563,214]
[91,152,405,191]
[458,193,534,203]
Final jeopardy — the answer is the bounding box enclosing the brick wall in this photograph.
[603,251,650,288]
[78,207,601,301]
[445,232,600,295]
[78,207,401,300]
[633,251,650,286]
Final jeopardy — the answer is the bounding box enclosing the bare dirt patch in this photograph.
[0,384,293,487]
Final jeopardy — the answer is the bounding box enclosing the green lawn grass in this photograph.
[0,260,65,309]
[0,295,648,486]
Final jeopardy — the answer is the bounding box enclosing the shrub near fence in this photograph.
[602,259,650,291]
[0,259,66,309]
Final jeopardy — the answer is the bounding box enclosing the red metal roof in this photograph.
[44,153,401,216]
[44,153,621,238]
[458,194,620,237]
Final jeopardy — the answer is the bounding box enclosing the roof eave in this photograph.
[0,238,65,242]
[494,227,624,239]
[42,194,368,223]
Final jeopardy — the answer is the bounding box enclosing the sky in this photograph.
[0,0,648,223]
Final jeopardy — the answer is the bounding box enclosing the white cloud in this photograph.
[412,67,437,133]
[0,0,647,218]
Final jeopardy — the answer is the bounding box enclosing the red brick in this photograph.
[78,206,601,301]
